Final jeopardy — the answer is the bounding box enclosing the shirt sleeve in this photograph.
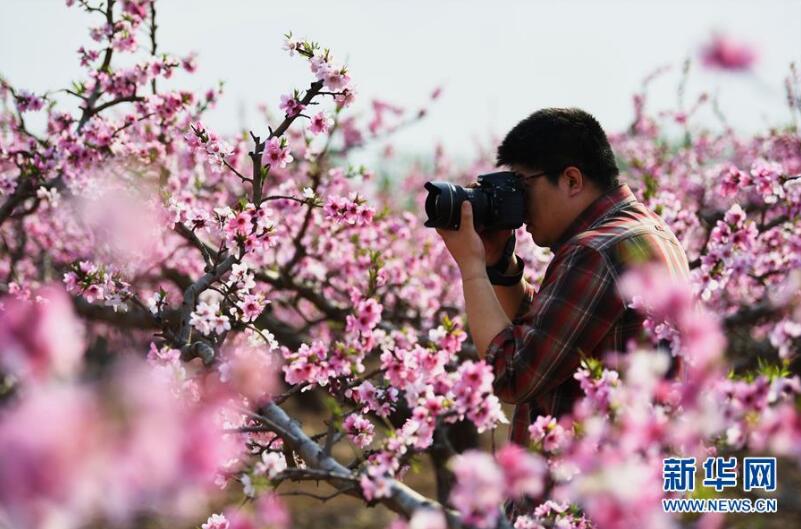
[485,243,625,405]
[513,281,537,320]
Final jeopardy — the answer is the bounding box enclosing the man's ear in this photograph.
[563,166,584,197]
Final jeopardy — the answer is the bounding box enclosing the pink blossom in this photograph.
[0,361,240,528]
[0,285,85,382]
[451,361,508,432]
[528,415,568,453]
[182,53,198,72]
[360,465,393,501]
[701,34,757,71]
[338,115,363,146]
[723,203,746,228]
[448,450,505,529]
[724,164,752,191]
[219,342,277,402]
[323,195,375,226]
[83,283,105,302]
[428,321,467,354]
[769,319,801,359]
[73,183,165,271]
[279,93,305,117]
[513,515,545,529]
[237,294,265,322]
[190,301,231,335]
[0,383,100,529]
[282,35,298,56]
[533,500,568,519]
[282,341,334,387]
[147,342,181,366]
[202,513,230,529]
[324,68,350,91]
[309,111,333,135]
[346,298,383,334]
[335,87,356,108]
[409,509,446,529]
[348,380,385,413]
[255,451,287,479]
[369,99,404,135]
[226,210,253,237]
[496,444,546,498]
[343,413,375,448]
[15,90,45,112]
[254,493,290,529]
[222,509,257,529]
[262,137,293,168]
[574,367,620,410]
[750,158,785,204]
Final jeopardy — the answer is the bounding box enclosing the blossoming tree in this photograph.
[0,2,799,529]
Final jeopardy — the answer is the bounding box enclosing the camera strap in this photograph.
[486,234,524,286]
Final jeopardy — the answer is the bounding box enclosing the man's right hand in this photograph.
[479,228,514,268]
[465,182,515,268]
[464,185,524,319]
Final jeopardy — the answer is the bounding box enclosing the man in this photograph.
[436,108,690,446]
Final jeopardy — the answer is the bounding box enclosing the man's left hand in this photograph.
[436,201,486,279]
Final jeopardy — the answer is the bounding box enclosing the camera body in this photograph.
[423,171,526,231]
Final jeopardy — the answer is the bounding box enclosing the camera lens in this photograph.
[424,181,463,229]
[423,172,524,231]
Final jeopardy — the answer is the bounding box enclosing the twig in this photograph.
[173,223,218,267]
[273,382,310,405]
[149,0,158,94]
[223,159,252,183]
[278,488,354,502]
[111,112,155,139]
[323,418,337,457]
[262,195,311,205]
[76,0,118,131]
[249,79,325,203]
[88,94,144,117]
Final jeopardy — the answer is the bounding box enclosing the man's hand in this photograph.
[462,182,514,268]
[436,201,486,279]
[436,199,515,357]
[479,228,514,267]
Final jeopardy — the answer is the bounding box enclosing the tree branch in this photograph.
[257,402,512,529]
[174,253,238,349]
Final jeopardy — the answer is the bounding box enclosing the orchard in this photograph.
[0,2,800,529]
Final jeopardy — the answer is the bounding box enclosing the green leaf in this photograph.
[642,173,659,201]
[441,314,454,332]
[322,393,344,420]
[579,356,604,379]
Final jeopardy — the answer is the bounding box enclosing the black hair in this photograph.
[496,107,620,191]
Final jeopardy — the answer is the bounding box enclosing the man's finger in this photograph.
[460,200,473,230]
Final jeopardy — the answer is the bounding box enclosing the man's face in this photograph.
[511,164,572,248]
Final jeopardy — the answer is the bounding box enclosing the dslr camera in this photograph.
[423,171,525,231]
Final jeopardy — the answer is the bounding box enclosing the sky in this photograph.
[2,0,801,168]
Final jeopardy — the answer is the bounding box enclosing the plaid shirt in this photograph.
[486,184,690,446]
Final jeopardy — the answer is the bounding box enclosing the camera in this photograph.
[423,171,525,231]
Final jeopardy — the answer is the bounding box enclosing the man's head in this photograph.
[497,108,620,247]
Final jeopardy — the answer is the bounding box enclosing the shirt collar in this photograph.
[550,183,636,252]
